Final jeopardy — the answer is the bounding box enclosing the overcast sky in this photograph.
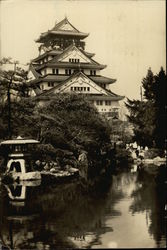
[0,0,166,99]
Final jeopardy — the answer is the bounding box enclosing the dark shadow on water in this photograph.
[129,164,167,248]
[0,171,123,249]
[0,164,166,249]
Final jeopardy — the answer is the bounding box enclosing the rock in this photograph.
[65,164,71,170]
[35,160,41,166]
[44,164,49,170]
[69,167,79,173]
[50,168,56,173]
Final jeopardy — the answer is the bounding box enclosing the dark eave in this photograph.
[90,75,116,84]
[36,31,89,43]
[32,50,63,62]
[86,94,125,101]
[36,62,106,70]
[28,73,116,86]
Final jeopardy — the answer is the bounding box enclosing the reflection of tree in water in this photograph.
[129,165,166,248]
[0,176,124,249]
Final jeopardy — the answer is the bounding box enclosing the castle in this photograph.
[28,17,124,119]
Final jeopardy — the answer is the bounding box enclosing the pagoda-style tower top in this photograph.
[36,17,89,51]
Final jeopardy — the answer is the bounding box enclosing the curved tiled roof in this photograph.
[29,74,115,86]
[33,48,95,63]
[86,94,124,101]
[90,75,116,84]
[36,18,89,43]
[36,61,106,70]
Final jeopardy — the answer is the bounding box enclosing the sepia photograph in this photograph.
[0,0,166,249]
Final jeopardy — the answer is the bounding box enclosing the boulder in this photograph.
[50,168,56,173]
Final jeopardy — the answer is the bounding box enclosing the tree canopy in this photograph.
[126,67,167,149]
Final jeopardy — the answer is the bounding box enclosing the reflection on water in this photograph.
[0,164,166,249]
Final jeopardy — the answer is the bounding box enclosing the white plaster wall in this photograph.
[40,82,54,90]
[94,100,120,113]
[60,48,91,63]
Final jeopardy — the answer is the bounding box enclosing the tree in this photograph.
[0,58,30,138]
[125,67,167,150]
[154,67,167,148]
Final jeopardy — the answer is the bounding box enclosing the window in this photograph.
[65,69,72,75]
[71,87,73,91]
[87,87,90,91]
[56,69,59,75]
[97,100,103,105]
[90,70,96,75]
[51,83,54,87]
[52,69,56,74]
[105,100,111,105]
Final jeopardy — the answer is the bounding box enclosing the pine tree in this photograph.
[125,67,167,150]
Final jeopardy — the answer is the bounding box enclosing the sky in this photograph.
[0,0,166,99]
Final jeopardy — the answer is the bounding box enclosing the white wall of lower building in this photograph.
[40,68,100,76]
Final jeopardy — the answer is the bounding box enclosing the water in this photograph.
[0,164,166,249]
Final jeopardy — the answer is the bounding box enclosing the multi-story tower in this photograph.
[28,17,124,118]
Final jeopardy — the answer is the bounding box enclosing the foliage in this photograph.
[0,57,30,102]
[0,93,111,166]
[125,67,167,149]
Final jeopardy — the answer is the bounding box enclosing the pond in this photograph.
[0,163,166,249]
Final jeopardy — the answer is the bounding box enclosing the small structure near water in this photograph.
[0,136,41,182]
[0,136,79,184]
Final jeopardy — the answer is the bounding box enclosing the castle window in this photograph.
[65,69,72,75]
[56,69,59,75]
[71,87,73,91]
[90,70,93,75]
[94,70,96,75]
[84,87,86,91]
[105,100,111,105]
[87,87,90,91]
[52,69,56,74]
[96,100,103,105]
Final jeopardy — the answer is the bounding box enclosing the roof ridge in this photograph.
[52,18,80,33]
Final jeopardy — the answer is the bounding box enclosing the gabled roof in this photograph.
[49,44,98,65]
[32,48,95,63]
[36,17,89,43]
[37,71,123,101]
[28,64,41,79]
[35,44,106,70]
